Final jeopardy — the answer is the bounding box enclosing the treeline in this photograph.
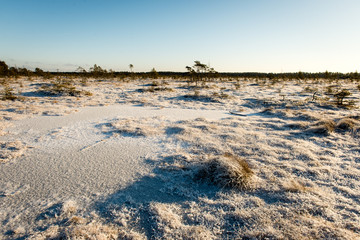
[1,60,359,81]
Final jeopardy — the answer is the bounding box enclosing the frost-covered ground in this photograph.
[0,77,359,239]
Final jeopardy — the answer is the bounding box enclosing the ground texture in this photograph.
[0,77,359,239]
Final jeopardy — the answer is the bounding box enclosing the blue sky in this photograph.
[1,0,359,72]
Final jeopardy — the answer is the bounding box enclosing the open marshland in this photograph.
[0,75,360,239]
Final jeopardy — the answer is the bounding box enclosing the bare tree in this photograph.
[186,61,216,86]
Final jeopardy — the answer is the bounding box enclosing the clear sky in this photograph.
[1,0,359,73]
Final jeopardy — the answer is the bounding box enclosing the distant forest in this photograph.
[1,60,359,81]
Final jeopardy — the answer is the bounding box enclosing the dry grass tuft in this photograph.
[111,117,164,137]
[68,216,87,225]
[336,118,359,131]
[29,221,122,240]
[283,180,310,192]
[150,202,215,239]
[28,207,145,240]
[62,200,78,215]
[0,141,27,163]
[1,85,18,101]
[0,122,12,136]
[284,121,308,129]
[196,153,255,190]
[40,78,91,97]
[306,119,335,135]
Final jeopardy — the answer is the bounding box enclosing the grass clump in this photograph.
[336,118,358,131]
[305,119,335,135]
[333,89,351,106]
[0,141,26,163]
[111,117,164,137]
[1,85,17,101]
[283,180,310,193]
[146,86,173,92]
[196,153,255,190]
[40,78,91,97]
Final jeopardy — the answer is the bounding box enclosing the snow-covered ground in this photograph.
[0,77,359,239]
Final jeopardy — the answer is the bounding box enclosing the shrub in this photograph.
[233,82,241,90]
[40,78,91,97]
[151,81,160,86]
[196,153,254,190]
[325,85,335,94]
[1,85,17,101]
[334,89,351,105]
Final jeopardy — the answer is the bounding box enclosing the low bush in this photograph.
[196,153,254,190]
[1,85,17,101]
[333,89,351,105]
[40,78,91,97]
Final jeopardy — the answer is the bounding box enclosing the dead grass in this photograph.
[303,117,360,135]
[283,179,311,192]
[140,86,174,92]
[26,201,145,240]
[196,153,255,190]
[306,119,335,135]
[40,78,92,97]
[1,85,18,101]
[2,77,360,239]
[0,121,12,136]
[150,202,215,240]
[111,117,164,137]
[62,200,78,215]
[284,121,308,129]
[29,221,122,240]
[336,118,359,131]
[0,141,27,163]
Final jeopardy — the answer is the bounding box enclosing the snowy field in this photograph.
[0,77,359,239]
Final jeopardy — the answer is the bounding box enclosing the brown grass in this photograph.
[196,153,255,190]
[306,119,335,135]
[283,180,310,192]
[336,118,358,131]
[1,85,17,101]
[0,141,26,163]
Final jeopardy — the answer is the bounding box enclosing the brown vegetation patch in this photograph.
[336,118,359,131]
[111,117,164,137]
[283,180,311,192]
[1,85,18,101]
[39,78,92,97]
[306,119,335,135]
[196,153,255,190]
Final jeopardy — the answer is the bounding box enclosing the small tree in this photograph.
[76,66,87,73]
[35,67,45,76]
[186,61,216,86]
[8,67,19,77]
[129,64,134,72]
[89,64,106,78]
[334,89,351,105]
[18,67,31,77]
[297,71,305,80]
[0,60,9,76]
[148,68,159,79]
[1,86,17,101]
